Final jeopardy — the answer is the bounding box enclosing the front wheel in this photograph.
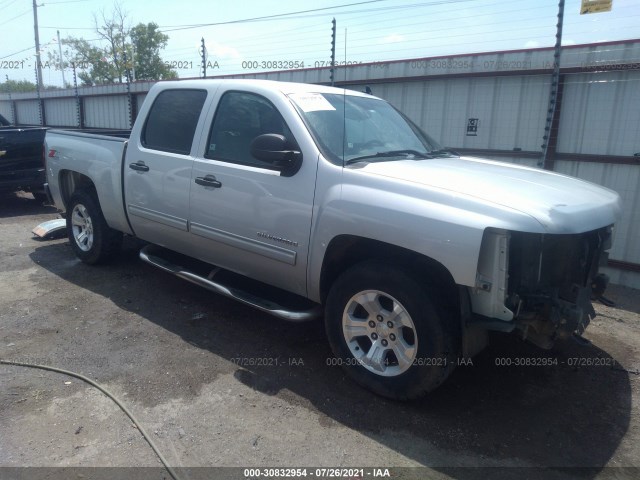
[66,190,122,264]
[325,260,456,400]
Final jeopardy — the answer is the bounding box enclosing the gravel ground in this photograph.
[1,191,639,480]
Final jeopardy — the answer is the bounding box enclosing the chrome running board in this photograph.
[139,245,322,322]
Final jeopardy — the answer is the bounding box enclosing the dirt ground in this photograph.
[1,191,639,480]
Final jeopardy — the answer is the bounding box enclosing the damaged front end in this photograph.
[469,226,613,349]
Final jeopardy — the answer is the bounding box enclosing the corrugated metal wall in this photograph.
[553,71,640,288]
[43,97,77,127]
[14,100,41,125]
[330,70,640,290]
[553,160,640,286]
[1,40,639,287]
[136,93,147,110]
[347,75,551,153]
[0,101,13,122]
[83,96,130,129]
[558,71,640,157]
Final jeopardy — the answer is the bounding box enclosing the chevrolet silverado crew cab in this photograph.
[45,79,620,400]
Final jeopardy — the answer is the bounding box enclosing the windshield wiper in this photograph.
[428,148,459,157]
[345,149,433,165]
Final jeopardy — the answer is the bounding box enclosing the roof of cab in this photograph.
[151,78,376,99]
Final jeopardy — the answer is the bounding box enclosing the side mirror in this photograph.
[250,134,302,176]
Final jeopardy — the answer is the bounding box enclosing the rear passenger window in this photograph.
[142,89,207,155]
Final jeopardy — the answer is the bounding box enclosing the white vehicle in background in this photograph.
[44,79,620,399]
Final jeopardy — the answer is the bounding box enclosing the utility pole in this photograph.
[32,0,44,89]
[57,30,66,87]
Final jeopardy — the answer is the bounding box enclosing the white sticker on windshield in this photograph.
[289,93,335,112]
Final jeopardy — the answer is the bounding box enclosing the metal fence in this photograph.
[1,39,639,287]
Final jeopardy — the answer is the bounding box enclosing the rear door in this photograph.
[188,88,318,297]
[124,89,209,252]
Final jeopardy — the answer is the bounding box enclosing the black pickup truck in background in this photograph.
[0,113,48,202]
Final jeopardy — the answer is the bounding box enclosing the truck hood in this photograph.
[358,156,621,234]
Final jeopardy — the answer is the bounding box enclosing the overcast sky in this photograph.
[1,0,637,86]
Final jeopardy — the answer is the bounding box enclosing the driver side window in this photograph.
[205,91,296,169]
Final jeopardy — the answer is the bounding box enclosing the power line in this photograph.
[0,46,34,61]
[26,0,631,63]
[3,0,639,86]
[155,0,534,56]
[159,0,398,31]
[160,0,554,53]
[0,8,31,27]
[43,0,90,3]
[160,0,482,32]
[38,0,483,32]
[39,25,99,30]
[0,0,21,10]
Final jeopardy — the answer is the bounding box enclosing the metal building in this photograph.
[1,39,639,287]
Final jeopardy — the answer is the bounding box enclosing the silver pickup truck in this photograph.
[45,79,621,399]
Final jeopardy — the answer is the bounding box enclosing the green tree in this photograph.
[60,37,122,86]
[130,23,177,81]
[48,4,176,86]
[0,79,38,93]
[0,79,60,93]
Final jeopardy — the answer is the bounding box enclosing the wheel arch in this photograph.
[320,236,456,300]
[319,235,462,350]
[58,170,97,210]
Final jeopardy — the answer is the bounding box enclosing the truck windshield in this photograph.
[288,92,447,165]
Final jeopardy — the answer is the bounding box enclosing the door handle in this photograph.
[195,175,222,188]
[129,161,149,172]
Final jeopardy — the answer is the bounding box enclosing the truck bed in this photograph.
[45,128,132,235]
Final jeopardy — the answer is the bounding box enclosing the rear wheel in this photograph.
[325,260,456,400]
[66,190,122,264]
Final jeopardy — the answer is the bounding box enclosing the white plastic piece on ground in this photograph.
[32,219,67,239]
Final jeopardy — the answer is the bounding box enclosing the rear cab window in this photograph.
[141,89,208,155]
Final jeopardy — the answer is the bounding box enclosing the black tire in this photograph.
[325,260,456,400]
[66,190,122,264]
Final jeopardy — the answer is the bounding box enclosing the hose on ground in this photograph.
[1,359,180,480]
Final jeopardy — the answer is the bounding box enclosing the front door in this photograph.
[188,89,317,297]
